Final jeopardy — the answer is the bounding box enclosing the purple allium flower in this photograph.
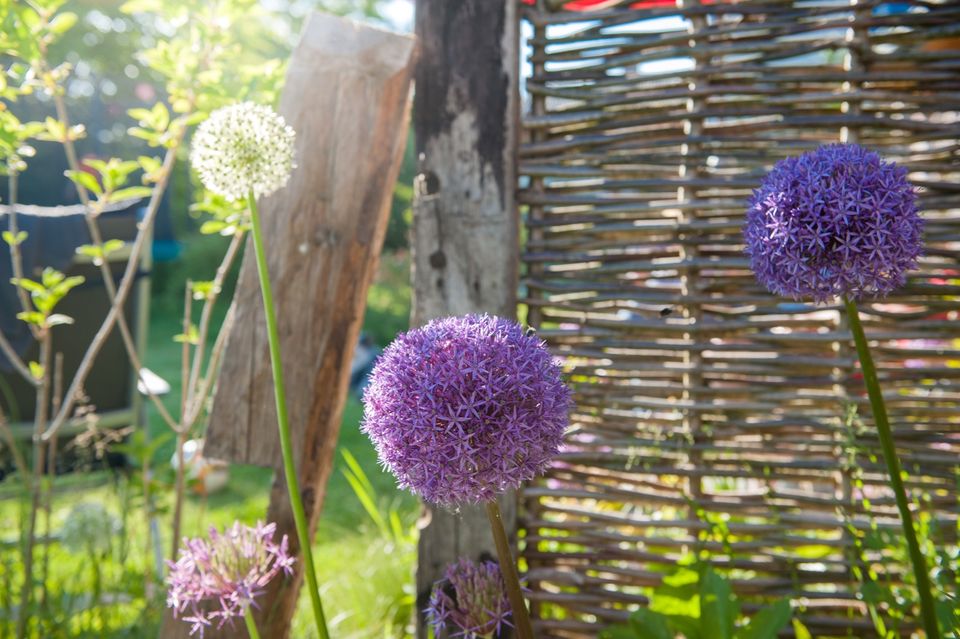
[744,144,922,303]
[426,558,513,638]
[166,521,294,637]
[362,314,572,505]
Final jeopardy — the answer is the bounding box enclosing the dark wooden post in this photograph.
[411,0,520,635]
[161,13,417,639]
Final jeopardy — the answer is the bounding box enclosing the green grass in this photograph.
[0,250,417,638]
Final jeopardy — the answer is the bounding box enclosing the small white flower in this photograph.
[189,102,296,202]
[61,502,120,555]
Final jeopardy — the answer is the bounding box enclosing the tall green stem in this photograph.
[248,191,330,639]
[844,297,940,639]
[485,500,534,639]
[244,607,262,639]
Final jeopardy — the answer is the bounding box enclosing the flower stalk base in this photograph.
[248,191,330,639]
[844,297,940,639]
[485,500,534,639]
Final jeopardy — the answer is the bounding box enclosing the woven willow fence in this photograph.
[517,0,960,636]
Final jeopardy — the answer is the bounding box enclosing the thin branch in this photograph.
[184,303,235,430]
[180,281,192,425]
[42,135,183,442]
[16,330,50,639]
[39,353,61,614]
[185,231,244,406]
[0,404,29,488]
[2,170,42,385]
[5,170,36,331]
[0,329,36,386]
[50,90,178,431]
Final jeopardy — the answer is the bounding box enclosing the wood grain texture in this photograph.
[518,1,960,636]
[161,12,416,639]
[411,0,520,636]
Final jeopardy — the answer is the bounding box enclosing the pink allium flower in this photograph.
[166,521,294,636]
[362,314,572,505]
[426,558,513,638]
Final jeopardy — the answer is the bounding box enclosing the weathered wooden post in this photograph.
[411,1,520,635]
[160,12,416,639]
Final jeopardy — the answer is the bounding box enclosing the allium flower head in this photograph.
[166,521,294,637]
[189,101,295,202]
[744,143,922,303]
[61,502,119,555]
[426,558,512,638]
[362,314,571,505]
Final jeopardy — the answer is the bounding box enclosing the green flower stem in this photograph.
[244,607,262,639]
[844,297,940,639]
[485,500,534,639]
[248,191,330,639]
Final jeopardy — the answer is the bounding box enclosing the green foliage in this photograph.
[337,447,416,636]
[11,266,84,330]
[601,567,796,639]
[363,250,411,346]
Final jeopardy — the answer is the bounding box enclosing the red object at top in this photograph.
[521,0,708,8]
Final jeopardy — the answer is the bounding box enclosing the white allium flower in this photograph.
[189,102,296,202]
[61,502,120,555]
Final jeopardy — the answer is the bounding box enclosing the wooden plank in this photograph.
[411,1,520,636]
[161,12,416,639]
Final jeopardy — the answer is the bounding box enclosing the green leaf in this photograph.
[108,186,152,202]
[28,361,44,380]
[151,102,169,132]
[173,324,199,345]
[736,600,792,639]
[65,169,102,197]
[199,220,227,235]
[17,311,45,327]
[120,0,165,14]
[10,277,44,294]
[628,608,674,639]
[127,108,154,124]
[191,280,220,300]
[599,627,637,639]
[2,230,27,246]
[791,619,812,639]
[102,239,126,256]
[700,568,737,639]
[47,12,78,35]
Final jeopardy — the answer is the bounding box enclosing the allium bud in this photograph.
[426,558,512,638]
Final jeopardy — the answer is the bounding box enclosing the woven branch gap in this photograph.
[516,0,960,636]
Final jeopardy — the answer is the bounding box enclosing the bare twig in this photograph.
[2,170,41,385]
[16,331,50,639]
[180,282,192,424]
[185,231,244,407]
[42,134,183,442]
[0,330,35,386]
[170,283,193,560]
[0,404,29,487]
[50,90,179,431]
[5,171,36,331]
[184,303,235,430]
[38,353,61,616]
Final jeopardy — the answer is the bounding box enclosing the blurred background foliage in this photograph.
[2,0,414,314]
[0,1,416,636]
